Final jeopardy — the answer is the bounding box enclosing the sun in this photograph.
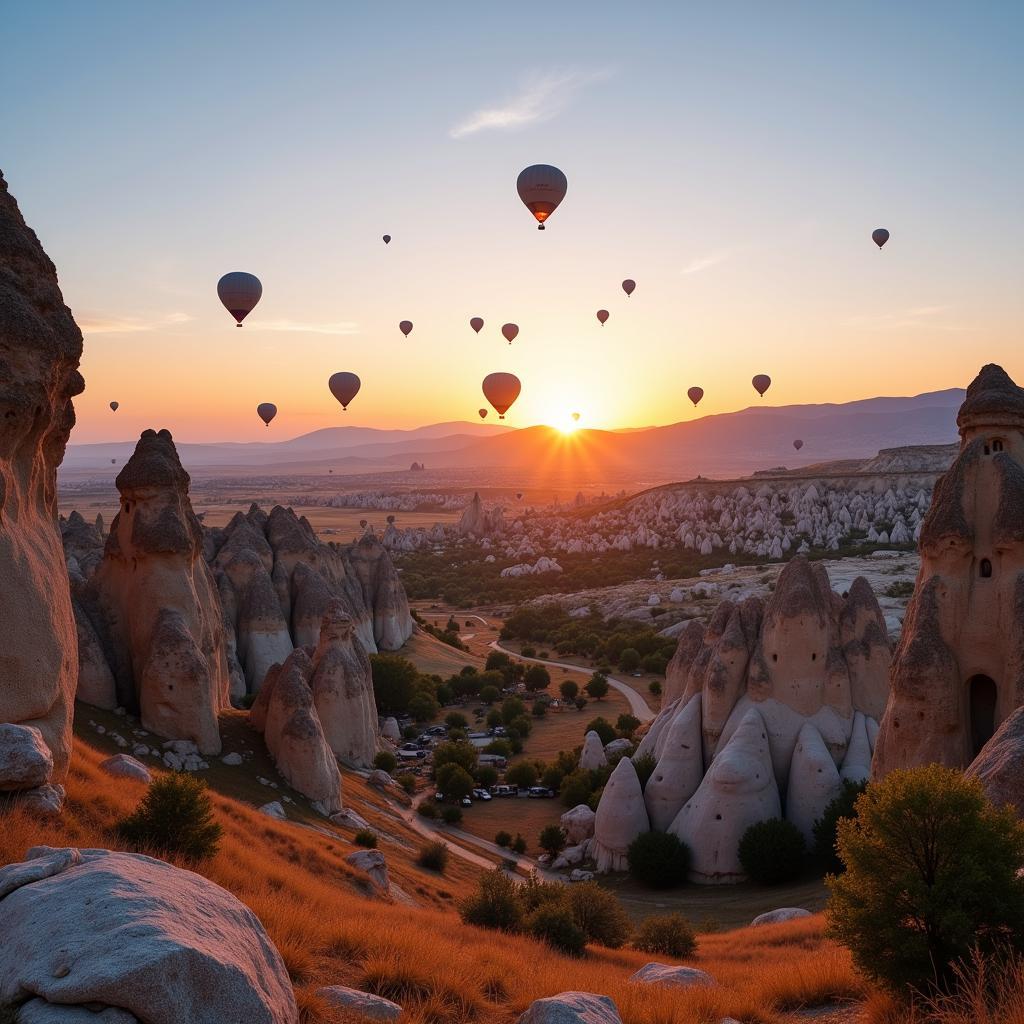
[551,412,581,435]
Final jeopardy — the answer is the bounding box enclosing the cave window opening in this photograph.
[993,438,1005,453]
[980,558,993,578]
[968,674,997,757]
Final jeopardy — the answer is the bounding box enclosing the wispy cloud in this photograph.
[78,312,193,334]
[680,249,735,275]
[258,319,361,336]
[842,305,971,332]
[450,69,609,139]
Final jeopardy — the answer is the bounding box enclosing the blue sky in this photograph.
[3,2,1022,441]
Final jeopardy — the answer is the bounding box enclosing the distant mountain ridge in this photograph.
[61,390,966,480]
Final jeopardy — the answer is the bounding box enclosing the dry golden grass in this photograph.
[1,738,866,1023]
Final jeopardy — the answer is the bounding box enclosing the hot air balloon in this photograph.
[111,459,116,465]
[571,412,580,422]
[793,439,804,451]
[622,279,636,297]
[501,323,519,345]
[399,320,413,337]
[478,408,488,419]
[217,272,262,326]
[109,401,119,412]
[257,402,277,427]
[329,372,361,411]
[752,374,772,397]
[383,234,391,245]
[687,387,704,407]
[516,492,523,501]
[596,309,609,326]
[470,317,484,334]
[871,228,889,250]
[482,372,521,420]
[516,164,567,230]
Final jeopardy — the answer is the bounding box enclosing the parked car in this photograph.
[492,784,516,797]
[527,786,556,799]
[472,788,492,801]
[460,796,472,807]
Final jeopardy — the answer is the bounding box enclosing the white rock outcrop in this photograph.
[590,757,649,873]
[516,992,623,1024]
[579,730,607,771]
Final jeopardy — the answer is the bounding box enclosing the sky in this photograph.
[2,2,1023,443]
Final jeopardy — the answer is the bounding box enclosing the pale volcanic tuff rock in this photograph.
[0,846,298,1023]
[0,172,84,784]
[71,429,230,755]
[875,366,1024,777]
[593,556,889,881]
[590,755,649,873]
[578,730,607,771]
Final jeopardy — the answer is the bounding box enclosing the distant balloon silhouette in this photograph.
[752,374,772,397]
[571,412,580,422]
[596,309,609,326]
[516,164,567,230]
[257,402,277,427]
[478,408,488,419]
[111,459,116,465]
[482,372,521,419]
[382,234,391,245]
[872,228,890,250]
[109,401,119,412]
[399,320,413,337]
[516,492,523,501]
[328,372,361,411]
[217,272,262,326]
[470,317,484,334]
[501,323,519,345]
[687,387,704,407]
[622,279,636,297]
[793,439,804,450]
[329,469,333,474]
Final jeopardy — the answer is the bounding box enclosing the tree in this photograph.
[541,767,564,791]
[485,650,512,673]
[459,870,523,931]
[585,674,609,700]
[567,882,631,949]
[616,714,641,737]
[433,740,478,774]
[369,653,419,716]
[440,805,463,825]
[485,708,503,729]
[627,831,691,889]
[574,696,588,711]
[480,685,500,705]
[511,834,527,854]
[525,903,586,956]
[632,751,656,789]
[445,711,468,730]
[560,770,593,808]
[641,653,668,675]
[827,766,1024,993]
[524,665,551,692]
[560,680,579,702]
[585,717,616,745]
[474,765,499,789]
[494,830,512,848]
[738,818,806,884]
[445,615,460,633]
[373,750,397,773]
[436,763,474,801]
[408,691,440,723]
[618,648,641,672]
[813,778,867,873]
[648,680,662,697]
[633,913,696,958]
[531,700,547,718]
[506,762,538,789]
[116,774,222,862]
[501,697,526,725]
[539,825,567,858]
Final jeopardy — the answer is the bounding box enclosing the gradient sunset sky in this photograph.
[3,2,1022,443]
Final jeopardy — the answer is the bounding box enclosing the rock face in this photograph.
[457,492,504,538]
[875,366,1024,777]
[595,555,889,880]
[207,505,412,697]
[965,705,1024,816]
[0,172,84,783]
[560,804,596,845]
[0,846,298,1023]
[590,756,649,873]
[71,430,230,755]
[579,730,607,771]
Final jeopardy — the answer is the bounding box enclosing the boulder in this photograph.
[0,173,84,782]
[604,738,633,757]
[316,986,402,1021]
[367,769,394,790]
[966,705,1024,816]
[346,849,389,893]
[0,724,53,791]
[99,754,152,784]
[382,717,402,742]
[259,802,286,820]
[19,1001,139,1023]
[560,804,596,845]
[516,992,623,1024]
[0,847,298,1023]
[591,757,649,873]
[579,731,608,771]
[628,963,715,988]
[785,722,842,843]
[17,784,65,816]
[222,752,244,766]
[750,907,812,927]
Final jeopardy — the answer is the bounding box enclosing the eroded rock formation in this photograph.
[0,172,84,787]
[593,555,890,880]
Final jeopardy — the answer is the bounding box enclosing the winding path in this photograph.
[488,640,656,723]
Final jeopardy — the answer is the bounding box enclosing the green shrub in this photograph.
[369,653,419,716]
[560,770,593,808]
[417,800,439,819]
[827,766,1024,994]
[616,714,641,737]
[408,691,440,722]
[813,779,867,873]
[433,740,478,774]
[494,830,513,848]
[525,903,586,956]
[566,882,631,949]
[353,829,378,848]
[445,711,469,730]
[396,772,416,795]
[648,680,662,697]
[584,675,609,700]
[511,833,527,854]
[539,825,567,857]
[506,762,538,789]
[627,831,691,889]
[440,805,463,825]
[459,869,523,931]
[560,680,579,702]
[633,913,697,958]
[584,717,616,745]
[435,763,474,800]
[373,751,397,773]
[116,773,222,862]
[532,700,547,718]
[738,818,806,885]
[417,841,449,873]
[618,648,641,672]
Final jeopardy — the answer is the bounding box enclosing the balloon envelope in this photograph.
[596,309,609,325]
[501,323,519,345]
[571,412,580,422]
[257,402,277,427]
[622,279,636,297]
[482,372,521,419]
[383,234,391,244]
[217,272,262,326]
[793,439,804,450]
[687,387,704,407]
[872,228,890,249]
[478,408,488,419]
[516,164,567,229]
[752,374,772,397]
[109,401,119,412]
[328,372,361,411]
[470,317,484,334]
[399,320,413,337]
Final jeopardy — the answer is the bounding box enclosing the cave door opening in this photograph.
[968,675,997,758]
